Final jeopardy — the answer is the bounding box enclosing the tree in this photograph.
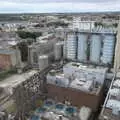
[18,42,28,62]
[16,31,42,39]
[94,22,98,27]
[0,27,2,31]
[113,23,118,28]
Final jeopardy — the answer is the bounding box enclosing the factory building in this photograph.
[46,62,107,111]
[38,55,48,71]
[28,40,55,69]
[66,19,120,71]
[63,62,108,84]
[71,16,95,31]
[28,33,64,70]
[64,31,116,67]
[54,42,64,61]
[0,33,22,70]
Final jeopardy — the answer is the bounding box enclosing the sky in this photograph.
[0,0,120,13]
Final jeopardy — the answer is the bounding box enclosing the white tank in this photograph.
[67,33,77,60]
[54,42,63,60]
[63,38,67,59]
[77,33,87,61]
[101,35,115,64]
[38,55,48,71]
[79,106,92,120]
[90,34,101,63]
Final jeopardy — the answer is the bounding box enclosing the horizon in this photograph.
[0,0,120,13]
[0,11,120,14]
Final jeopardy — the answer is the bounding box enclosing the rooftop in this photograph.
[101,108,119,120]
[100,78,120,120]
[0,70,38,88]
[64,62,108,73]
[30,99,92,120]
[47,68,102,95]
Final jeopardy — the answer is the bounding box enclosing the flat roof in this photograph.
[0,49,14,55]
[100,77,120,120]
[65,28,117,35]
[101,108,119,120]
[64,62,108,73]
[0,70,38,88]
[47,69,102,95]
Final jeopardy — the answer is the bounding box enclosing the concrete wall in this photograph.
[10,50,17,67]
[46,84,104,111]
[114,22,120,71]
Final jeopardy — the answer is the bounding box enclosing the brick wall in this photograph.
[46,84,104,111]
[0,54,11,70]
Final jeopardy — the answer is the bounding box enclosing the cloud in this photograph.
[0,0,120,13]
[0,0,119,3]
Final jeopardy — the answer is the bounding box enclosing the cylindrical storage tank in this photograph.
[67,33,77,60]
[54,42,63,60]
[38,55,48,71]
[101,35,115,64]
[90,34,101,63]
[63,39,67,59]
[77,33,87,61]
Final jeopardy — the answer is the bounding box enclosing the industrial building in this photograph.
[0,49,20,70]
[1,15,120,120]
[54,41,64,61]
[29,99,92,120]
[65,18,120,74]
[0,33,22,70]
[63,62,108,84]
[46,62,107,111]
[99,75,120,120]
[64,31,116,67]
[70,16,95,31]
[114,22,120,71]
[28,33,64,70]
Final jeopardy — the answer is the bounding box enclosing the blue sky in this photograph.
[0,0,120,13]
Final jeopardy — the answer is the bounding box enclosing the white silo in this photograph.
[77,33,88,61]
[67,33,77,60]
[54,42,63,60]
[101,35,115,64]
[63,33,68,59]
[90,34,101,63]
[38,55,48,71]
